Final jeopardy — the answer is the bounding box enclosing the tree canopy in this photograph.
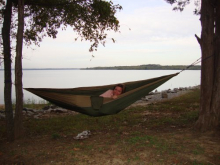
[165,0,201,14]
[1,0,122,52]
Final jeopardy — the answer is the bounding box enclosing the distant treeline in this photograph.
[82,64,201,70]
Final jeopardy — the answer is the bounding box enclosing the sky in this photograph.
[20,0,201,69]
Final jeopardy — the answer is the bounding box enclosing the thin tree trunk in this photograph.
[195,0,220,131]
[210,0,220,127]
[14,0,24,139]
[2,0,14,141]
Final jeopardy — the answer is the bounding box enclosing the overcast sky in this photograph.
[21,0,201,69]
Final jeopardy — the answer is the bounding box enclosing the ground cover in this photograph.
[0,89,220,164]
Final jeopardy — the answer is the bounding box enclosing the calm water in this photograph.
[0,70,201,104]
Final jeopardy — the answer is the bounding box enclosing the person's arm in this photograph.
[112,95,118,99]
[100,90,113,98]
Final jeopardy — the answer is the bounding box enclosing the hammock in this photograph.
[25,73,178,117]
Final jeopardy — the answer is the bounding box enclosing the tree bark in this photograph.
[14,0,25,139]
[2,0,14,141]
[210,0,220,127]
[195,0,220,131]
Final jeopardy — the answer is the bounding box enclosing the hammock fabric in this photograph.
[25,73,178,117]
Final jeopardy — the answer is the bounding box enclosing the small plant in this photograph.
[127,135,158,147]
[51,133,61,139]
[192,144,204,155]
[192,159,206,165]
[70,150,75,156]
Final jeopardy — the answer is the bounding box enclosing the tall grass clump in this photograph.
[23,98,50,109]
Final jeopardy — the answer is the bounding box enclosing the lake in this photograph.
[0,70,201,104]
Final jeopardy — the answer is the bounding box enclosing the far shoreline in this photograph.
[0,64,201,71]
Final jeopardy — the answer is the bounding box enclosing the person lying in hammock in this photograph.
[100,84,125,99]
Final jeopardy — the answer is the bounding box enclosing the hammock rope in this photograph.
[179,54,214,73]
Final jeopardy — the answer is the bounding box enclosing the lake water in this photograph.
[0,70,201,104]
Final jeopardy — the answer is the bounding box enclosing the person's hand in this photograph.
[112,95,118,99]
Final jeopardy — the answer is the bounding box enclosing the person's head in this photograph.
[113,84,125,96]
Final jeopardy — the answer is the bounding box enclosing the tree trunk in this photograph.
[211,0,220,127]
[2,0,14,141]
[195,0,220,131]
[14,0,25,139]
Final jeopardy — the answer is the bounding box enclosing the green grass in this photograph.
[147,89,200,112]
[125,134,178,155]
[192,144,205,155]
[10,98,50,110]
[1,89,218,165]
[51,133,61,140]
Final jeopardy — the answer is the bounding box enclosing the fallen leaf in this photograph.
[73,148,80,151]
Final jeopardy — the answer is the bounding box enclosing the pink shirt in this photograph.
[100,89,113,98]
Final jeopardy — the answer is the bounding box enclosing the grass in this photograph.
[0,89,220,165]
[22,98,50,109]
[0,98,50,111]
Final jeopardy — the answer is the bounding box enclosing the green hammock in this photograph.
[25,73,178,117]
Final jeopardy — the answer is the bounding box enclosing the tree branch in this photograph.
[12,0,80,7]
[195,34,201,45]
